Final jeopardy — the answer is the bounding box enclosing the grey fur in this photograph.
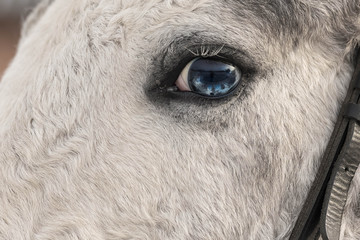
[0,0,359,239]
[0,0,41,18]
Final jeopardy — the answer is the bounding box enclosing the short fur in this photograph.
[0,0,360,239]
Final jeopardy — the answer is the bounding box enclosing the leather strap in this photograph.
[356,77,360,90]
[321,120,360,240]
[344,103,360,121]
[321,72,360,240]
[290,50,360,240]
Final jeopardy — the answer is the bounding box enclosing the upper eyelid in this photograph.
[161,43,257,74]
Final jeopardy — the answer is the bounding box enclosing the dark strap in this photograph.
[344,103,360,121]
[321,120,360,240]
[320,78,360,239]
[356,77,360,90]
[289,50,360,240]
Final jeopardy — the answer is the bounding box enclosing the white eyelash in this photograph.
[186,44,225,58]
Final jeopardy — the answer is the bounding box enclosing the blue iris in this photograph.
[188,58,241,97]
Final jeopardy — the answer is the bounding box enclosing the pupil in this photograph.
[188,58,240,97]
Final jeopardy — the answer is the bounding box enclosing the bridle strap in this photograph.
[356,77,360,90]
[321,74,360,239]
[321,120,360,240]
[344,103,360,121]
[290,50,360,240]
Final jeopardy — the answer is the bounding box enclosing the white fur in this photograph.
[0,0,359,239]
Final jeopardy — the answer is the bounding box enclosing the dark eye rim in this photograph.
[146,43,258,105]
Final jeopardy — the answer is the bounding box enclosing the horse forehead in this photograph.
[57,0,301,29]
[51,0,335,50]
[66,0,302,50]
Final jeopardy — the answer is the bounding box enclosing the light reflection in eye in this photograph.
[175,58,241,98]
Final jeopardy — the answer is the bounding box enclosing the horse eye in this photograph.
[175,58,242,98]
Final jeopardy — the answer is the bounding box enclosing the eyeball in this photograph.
[175,58,242,98]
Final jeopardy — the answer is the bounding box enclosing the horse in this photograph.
[0,0,359,239]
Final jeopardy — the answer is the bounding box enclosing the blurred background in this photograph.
[0,0,40,77]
